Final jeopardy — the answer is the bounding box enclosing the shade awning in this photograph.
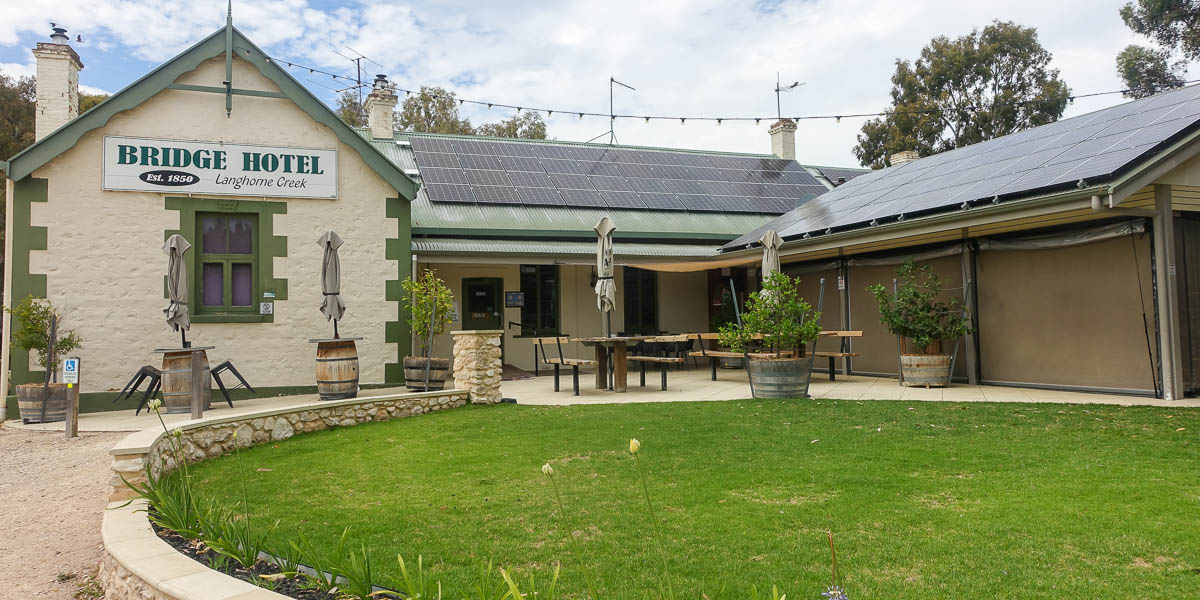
[411,238,721,262]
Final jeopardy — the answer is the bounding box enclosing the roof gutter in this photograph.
[719,184,1110,262]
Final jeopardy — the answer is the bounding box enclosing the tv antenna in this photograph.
[774,73,804,120]
[589,77,636,144]
[333,45,384,123]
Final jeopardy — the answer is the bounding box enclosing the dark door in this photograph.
[1175,214,1200,394]
[462,277,505,360]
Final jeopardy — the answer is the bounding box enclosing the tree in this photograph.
[1116,45,1186,98]
[1,74,37,307]
[1116,1,1196,98]
[853,21,1070,168]
[335,90,366,127]
[475,111,547,139]
[394,86,474,135]
[79,92,108,114]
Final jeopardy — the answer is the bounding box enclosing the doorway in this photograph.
[462,277,505,361]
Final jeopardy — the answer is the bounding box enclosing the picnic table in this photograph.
[686,331,863,381]
[572,335,655,393]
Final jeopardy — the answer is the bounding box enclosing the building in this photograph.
[1,24,863,413]
[719,84,1200,400]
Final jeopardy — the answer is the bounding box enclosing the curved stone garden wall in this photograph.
[100,388,470,600]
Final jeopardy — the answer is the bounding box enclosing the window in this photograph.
[197,213,257,314]
[519,265,559,336]
[623,267,658,335]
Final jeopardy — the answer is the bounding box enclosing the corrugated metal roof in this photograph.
[412,238,719,258]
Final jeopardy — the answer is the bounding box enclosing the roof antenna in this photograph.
[774,72,804,120]
[602,77,636,145]
[224,0,234,118]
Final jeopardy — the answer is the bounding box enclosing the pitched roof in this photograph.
[360,131,859,241]
[3,26,418,199]
[725,83,1200,250]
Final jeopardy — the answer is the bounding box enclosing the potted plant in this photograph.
[401,270,455,391]
[5,295,83,423]
[718,272,823,399]
[867,258,971,387]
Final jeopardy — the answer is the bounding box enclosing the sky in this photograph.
[0,0,1186,167]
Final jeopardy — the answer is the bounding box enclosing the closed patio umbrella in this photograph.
[163,234,191,347]
[594,216,616,337]
[760,229,783,280]
[318,230,346,338]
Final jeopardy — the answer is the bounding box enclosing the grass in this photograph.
[188,399,1200,598]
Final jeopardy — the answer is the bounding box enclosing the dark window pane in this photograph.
[201,217,227,254]
[231,263,253,306]
[228,217,254,254]
[202,263,224,306]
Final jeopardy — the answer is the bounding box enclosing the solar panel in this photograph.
[407,134,839,214]
[723,83,1200,249]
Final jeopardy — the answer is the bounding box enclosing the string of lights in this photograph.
[250,47,1200,126]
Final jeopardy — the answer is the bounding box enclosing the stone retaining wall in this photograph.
[101,388,470,599]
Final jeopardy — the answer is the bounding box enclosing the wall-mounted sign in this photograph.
[259,302,274,315]
[505,291,525,308]
[102,136,338,199]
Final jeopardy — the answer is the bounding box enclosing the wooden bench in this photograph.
[532,336,598,396]
[687,331,864,381]
[628,335,687,390]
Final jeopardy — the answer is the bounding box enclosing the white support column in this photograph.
[1153,184,1184,399]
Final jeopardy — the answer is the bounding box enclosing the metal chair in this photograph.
[210,360,255,408]
[114,365,162,415]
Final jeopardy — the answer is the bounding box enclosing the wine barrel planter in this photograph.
[16,383,69,423]
[316,340,360,401]
[160,351,212,414]
[746,357,812,399]
[900,354,952,387]
[403,356,451,391]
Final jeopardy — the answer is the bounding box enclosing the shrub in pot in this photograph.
[401,271,455,391]
[709,287,743,369]
[5,295,83,423]
[718,272,822,399]
[867,258,971,387]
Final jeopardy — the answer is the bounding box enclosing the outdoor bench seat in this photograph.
[812,351,859,381]
[532,336,597,396]
[628,336,689,390]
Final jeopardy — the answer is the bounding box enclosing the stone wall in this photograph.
[450,330,503,404]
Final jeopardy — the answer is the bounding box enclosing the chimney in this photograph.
[889,150,919,166]
[768,119,797,160]
[33,26,84,140]
[364,74,398,140]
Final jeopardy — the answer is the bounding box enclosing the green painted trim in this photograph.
[4,26,419,201]
[167,83,287,98]
[384,197,413,383]
[165,197,287,323]
[3,382,402,416]
[7,178,49,386]
[411,227,739,242]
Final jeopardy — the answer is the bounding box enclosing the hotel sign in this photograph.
[102,136,337,199]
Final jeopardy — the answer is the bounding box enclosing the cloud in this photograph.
[0,0,1185,166]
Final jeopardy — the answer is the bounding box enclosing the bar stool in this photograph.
[211,360,255,408]
[114,365,162,415]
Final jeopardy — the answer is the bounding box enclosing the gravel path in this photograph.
[0,425,123,599]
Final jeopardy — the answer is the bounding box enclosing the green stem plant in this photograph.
[629,439,677,600]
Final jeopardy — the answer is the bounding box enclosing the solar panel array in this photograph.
[727,84,1200,248]
[408,136,828,214]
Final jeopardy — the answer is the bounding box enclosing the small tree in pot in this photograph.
[401,270,455,391]
[867,258,971,387]
[718,272,822,398]
[5,295,83,423]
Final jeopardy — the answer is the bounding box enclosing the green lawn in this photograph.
[188,399,1200,598]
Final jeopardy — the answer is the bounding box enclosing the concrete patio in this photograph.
[7,367,1199,434]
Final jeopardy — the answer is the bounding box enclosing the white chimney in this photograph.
[769,119,797,160]
[364,74,398,140]
[889,150,919,166]
[33,27,83,140]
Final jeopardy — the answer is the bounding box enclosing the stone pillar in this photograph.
[365,74,398,140]
[768,118,797,160]
[33,31,84,141]
[451,330,503,404]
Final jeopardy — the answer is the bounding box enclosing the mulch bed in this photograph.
[150,521,339,599]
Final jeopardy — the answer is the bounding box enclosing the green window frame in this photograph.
[165,197,288,323]
[518,264,560,336]
[196,213,259,315]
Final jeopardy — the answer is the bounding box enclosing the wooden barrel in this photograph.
[900,354,952,387]
[747,357,812,399]
[403,356,451,391]
[316,340,359,401]
[161,351,212,414]
[16,383,69,423]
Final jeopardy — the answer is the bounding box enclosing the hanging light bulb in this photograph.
[644,117,650,124]
[487,103,493,109]
[716,119,722,126]
[680,118,686,125]
[755,118,760,125]
[836,116,841,123]
[548,110,553,116]
[579,113,584,119]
